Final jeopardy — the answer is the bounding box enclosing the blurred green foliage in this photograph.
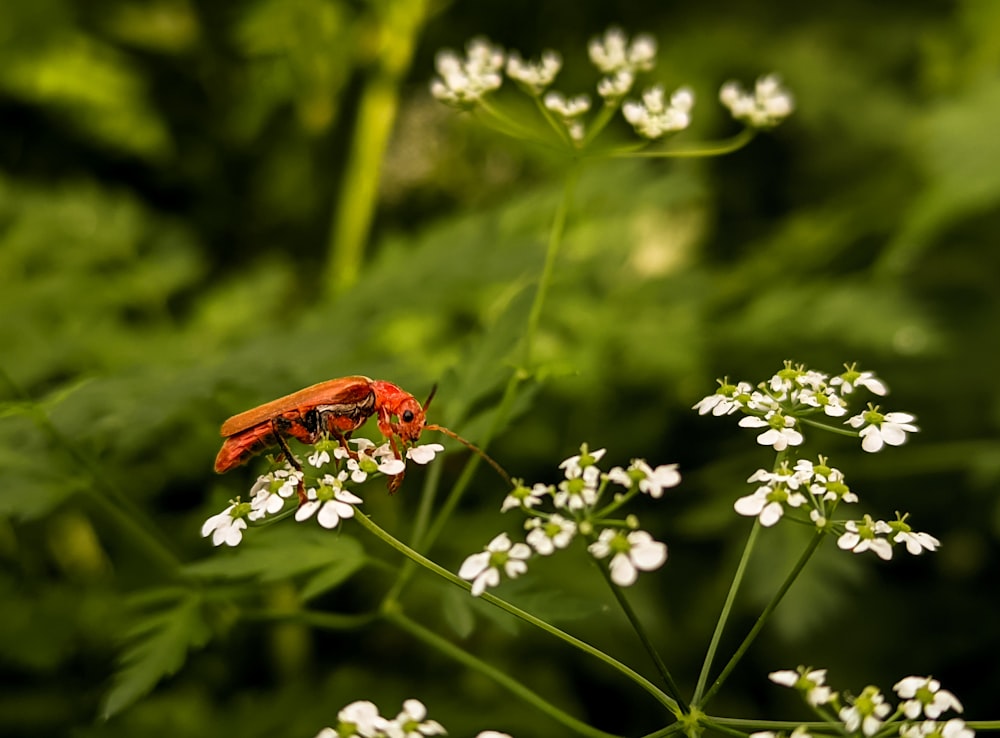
[1,0,999,736]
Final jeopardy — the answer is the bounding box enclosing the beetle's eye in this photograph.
[402,410,414,423]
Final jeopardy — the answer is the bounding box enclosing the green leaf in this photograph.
[184,526,366,584]
[441,586,476,639]
[101,589,211,719]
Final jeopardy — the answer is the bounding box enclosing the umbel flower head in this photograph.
[431,26,791,153]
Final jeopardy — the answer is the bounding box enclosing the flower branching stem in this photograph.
[353,509,682,719]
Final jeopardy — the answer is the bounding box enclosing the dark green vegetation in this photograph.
[1,1,998,736]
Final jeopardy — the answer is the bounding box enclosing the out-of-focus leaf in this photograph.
[0,34,171,159]
[184,527,367,584]
[101,588,211,719]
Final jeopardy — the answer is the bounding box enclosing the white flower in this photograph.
[201,503,248,547]
[525,515,577,555]
[383,699,446,738]
[459,533,532,596]
[839,686,891,736]
[692,380,753,416]
[475,733,513,738]
[734,484,806,527]
[431,37,505,108]
[588,529,667,586]
[769,667,835,706]
[831,366,888,396]
[506,50,561,94]
[798,387,848,417]
[837,515,893,560]
[738,413,803,450]
[501,481,550,512]
[623,86,694,138]
[637,461,681,497]
[335,700,386,738]
[719,73,794,127]
[588,27,656,74]
[295,475,362,529]
[406,443,445,465]
[901,719,975,738]
[846,408,919,452]
[894,676,963,719]
[554,465,601,510]
[353,439,408,476]
[597,70,635,99]
[430,41,503,107]
[543,91,591,118]
[307,449,331,468]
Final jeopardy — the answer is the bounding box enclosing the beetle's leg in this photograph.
[271,418,307,504]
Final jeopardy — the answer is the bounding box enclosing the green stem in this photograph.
[388,610,627,738]
[353,510,680,717]
[799,416,861,438]
[392,163,580,576]
[594,552,688,712]
[524,166,579,364]
[691,520,761,706]
[325,0,428,294]
[699,530,825,707]
[614,128,757,159]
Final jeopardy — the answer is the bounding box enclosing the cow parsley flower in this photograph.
[383,699,446,738]
[837,514,893,560]
[506,50,561,95]
[588,27,657,74]
[846,406,919,452]
[719,74,794,127]
[459,533,532,596]
[769,667,836,706]
[831,364,888,395]
[201,500,251,547]
[406,443,445,465]
[839,685,891,736]
[588,529,667,586]
[431,37,505,108]
[738,412,804,450]
[900,719,975,738]
[525,514,577,555]
[894,676,964,719]
[623,86,694,138]
[734,481,807,527]
[692,379,753,416]
[295,474,362,529]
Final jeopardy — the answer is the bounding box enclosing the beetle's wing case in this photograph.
[219,375,374,437]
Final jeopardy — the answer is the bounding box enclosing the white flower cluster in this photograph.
[430,37,505,108]
[459,444,680,595]
[701,363,937,561]
[431,27,710,145]
[623,85,695,139]
[761,669,970,738]
[719,74,795,128]
[314,698,512,738]
[693,362,918,454]
[200,438,444,547]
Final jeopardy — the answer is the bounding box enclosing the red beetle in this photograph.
[214,376,507,491]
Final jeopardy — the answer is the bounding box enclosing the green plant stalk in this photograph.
[524,165,579,364]
[692,448,791,706]
[325,0,428,294]
[388,610,627,738]
[691,520,761,706]
[593,549,688,712]
[389,164,580,591]
[353,510,681,717]
[698,529,825,707]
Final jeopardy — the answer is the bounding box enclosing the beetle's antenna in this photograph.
[422,384,438,412]
[425,423,511,486]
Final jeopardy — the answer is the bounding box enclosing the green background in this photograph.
[1,1,998,736]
